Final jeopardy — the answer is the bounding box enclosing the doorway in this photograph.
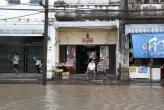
[76,45,99,73]
[0,44,43,73]
[59,45,116,75]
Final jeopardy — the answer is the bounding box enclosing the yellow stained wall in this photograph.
[59,28,118,45]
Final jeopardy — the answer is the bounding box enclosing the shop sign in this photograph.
[129,66,150,79]
[82,33,93,43]
[138,67,148,73]
[132,33,164,58]
[129,66,137,73]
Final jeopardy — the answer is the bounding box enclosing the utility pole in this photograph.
[42,0,48,85]
[119,0,128,80]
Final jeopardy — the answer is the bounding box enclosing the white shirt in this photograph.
[36,60,41,66]
[13,55,20,64]
[87,62,96,71]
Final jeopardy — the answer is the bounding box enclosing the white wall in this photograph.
[0,0,44,22]
[47,25,57,70]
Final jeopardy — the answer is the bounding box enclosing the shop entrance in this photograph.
[76,45,99,73]
[59,45,116,75]
[0,44,43,73]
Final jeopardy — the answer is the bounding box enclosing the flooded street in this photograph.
[0,84,164,110]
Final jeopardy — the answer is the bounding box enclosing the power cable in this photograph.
[0,12,43,20]
[0,1,41,7]
[0,7,44,11]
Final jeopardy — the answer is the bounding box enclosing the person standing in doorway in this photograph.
[12,53,20,74]
[87,59,96,80]
[97,57,105,80]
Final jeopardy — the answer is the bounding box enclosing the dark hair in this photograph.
[15,52,19,55]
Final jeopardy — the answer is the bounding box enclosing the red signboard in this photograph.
[82,33,93,43]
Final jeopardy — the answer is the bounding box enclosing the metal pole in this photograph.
[42,0,48,85]
[124,0,128,17]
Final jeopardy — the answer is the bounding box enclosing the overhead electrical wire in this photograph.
[0,2,45,21]
[0,1,41,7]
[0,12,43,20]
[0,7,44,11]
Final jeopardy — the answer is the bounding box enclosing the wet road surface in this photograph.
[0,84,164,110]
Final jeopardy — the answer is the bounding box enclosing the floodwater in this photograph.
[0,85,164,110]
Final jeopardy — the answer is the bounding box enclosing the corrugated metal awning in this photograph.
[63,0,120,4]
[125,24,164,35]
[0,23,44,36]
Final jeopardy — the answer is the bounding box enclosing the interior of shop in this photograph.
[59,45,116,75]
[76,45,99,73]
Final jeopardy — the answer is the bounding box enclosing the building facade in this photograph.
[46,0,122,79]
[121,0,164,80]
[0,0,44,73]
[1,0,163,81]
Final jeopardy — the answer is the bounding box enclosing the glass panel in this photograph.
[0,44,24,73]
[153,0,159,3]
[100,46,109,69]
[30,0,41,4]
[144,0,149,3]
[26,45,43,73]
[67,46,76,73]
[0,44,43,73]
[8,0,20,4]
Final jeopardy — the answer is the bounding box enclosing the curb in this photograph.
[0,79,41,84]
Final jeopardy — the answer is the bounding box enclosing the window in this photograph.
[30,0,41,4]
[8,0,20,4]
[136,0,142,3]
[153,0,159,3]
[144,0,149,3]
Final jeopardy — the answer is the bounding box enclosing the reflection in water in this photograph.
[44,85,58,110]
[0,85,164,110]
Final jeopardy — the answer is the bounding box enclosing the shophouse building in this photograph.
[122,0,164,81]
[46,0,122,79]
[0,0,44,73]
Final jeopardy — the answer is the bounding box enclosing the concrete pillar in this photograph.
[47,26,56,69]
[119,20,130,80]
[54,28,60,64]
[46,24,60,79]
[116,24,121,78]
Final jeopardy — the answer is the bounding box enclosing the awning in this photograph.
[125,24,164,35]
[0,23,44,36]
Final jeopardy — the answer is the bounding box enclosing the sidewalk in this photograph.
[48,79,164,86]
[48,74,164,86]
[0,73,164,85]
[0,73,41,84]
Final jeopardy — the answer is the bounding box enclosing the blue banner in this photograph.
[132,33,164,58]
